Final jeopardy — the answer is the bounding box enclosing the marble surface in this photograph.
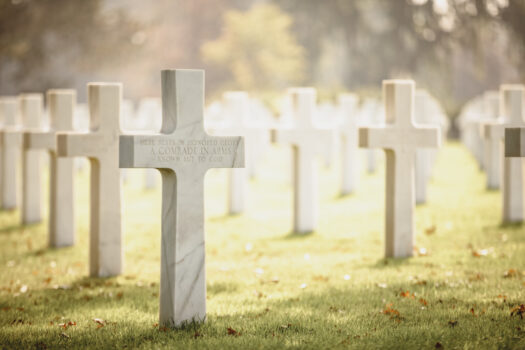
[482,85,525,223]
[222,91,249,214]
[338,93,360,195]
[414,90,433,205]
[359,80,440,258]
[275,88,334,233]
[481,91,501,189]
[57,84,123,277]
[501,85,525,223]
[20,94,44,224]
[119,70,244,327]
[24,90,75,247]
[0,97,21,210]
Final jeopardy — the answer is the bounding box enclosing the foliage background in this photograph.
[1,0,524,124]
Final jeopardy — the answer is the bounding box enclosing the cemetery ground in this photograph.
[0,142,524,349]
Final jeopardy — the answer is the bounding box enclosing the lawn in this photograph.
[0,142,524,349]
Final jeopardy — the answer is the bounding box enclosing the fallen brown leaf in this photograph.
[312,275,329,282]
[58,321,76,330]
[400,291,415,299]
[227,327,239,336]
[382,303,401,319]
[511,304,525,319]
[504,269,519,278]
[93,318,105,328]
[425,226,436,235]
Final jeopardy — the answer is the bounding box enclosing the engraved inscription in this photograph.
[138,137,236,163]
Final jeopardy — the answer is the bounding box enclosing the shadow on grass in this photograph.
[281,230,316,240]
[498,222,524,230]
[207,213,243,223]
[0,223,24,235]
[334,192,356,200]
[0,279,522,349]
[371,257,413,269]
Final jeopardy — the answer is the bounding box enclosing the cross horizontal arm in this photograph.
[57,132,113,158]
[359,126,440,150]
[482,122,504,141]
[1,129,23,147]
[23,131,55,151]
[119,133,244,171]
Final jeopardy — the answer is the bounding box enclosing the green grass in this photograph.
[0,142,524,349]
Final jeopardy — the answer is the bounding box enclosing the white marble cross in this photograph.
[359,80,440,258]
[119,69,244,327]
[23,90,75,247]
[338,93,360,195]
[222,91,250,215]
[414,89,434,204]
[359,98,383,173]
[484,85,525,223]
[480,91,501,189]
[0,97,21,210]
[20,94,44,224]
[57,83,122,277]
[137,97,162,190]
[276,88,333,233]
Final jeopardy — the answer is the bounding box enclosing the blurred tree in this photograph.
[278,0,523,123]
[0,0,140,94]
[201,3,306,96]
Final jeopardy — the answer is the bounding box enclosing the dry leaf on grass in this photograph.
[425,226,436,235]
[93,318,105,328]
[510,304,525,319]
[503,269,519,278]
[58,321,76,329]
[400,291,415,299]
[227,327,239,336]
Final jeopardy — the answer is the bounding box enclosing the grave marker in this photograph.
[480,91,501,189]
[57,83,123,277]
[415,90,433,204]
[359,80,440,258]
[484,85,525,223]
[23,90,75,247]
[20,94,44,224]
[119,69,244,327]
[275,88,333,233]
[0,97,21,209]
[222,91,249,214]
[338,93,359,195]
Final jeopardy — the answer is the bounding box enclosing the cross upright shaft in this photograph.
[500,85,525,223]
[359,80,440,258]
[275,88,333,233]
[24,90,75,247]
[20,94,44,224]
[119,69,244,327]
[57,83,123,277]
[0,97,20,209]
